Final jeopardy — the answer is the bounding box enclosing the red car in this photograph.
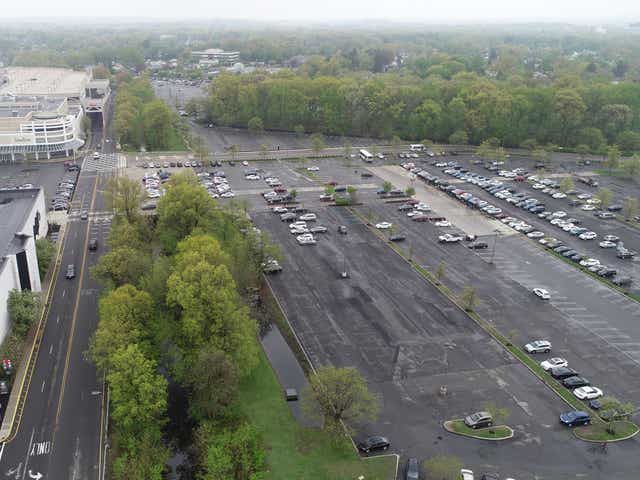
[326,181,338,186]
[274,186,287,193]
[412,214,429,222]
[406,198,420,205]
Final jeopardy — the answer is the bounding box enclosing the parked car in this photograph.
[524,340,551,353]
[560,410,591,427]
[533,288,550,300]
[464,411,493,429]
[358,436,390,453]
[262,259,283,274]
[375,222,393,230]
[468,242,488,250]
[562,376,590,389]
[550,366,580,380]
[405,457,420,480]
[540,357,568,371]
[574,386,603,400]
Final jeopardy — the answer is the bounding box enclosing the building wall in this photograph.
[0,257,21,344]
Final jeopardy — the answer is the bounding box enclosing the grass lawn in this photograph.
[447,420,513,440]
[574,421,640,442]
[238,350,397,480]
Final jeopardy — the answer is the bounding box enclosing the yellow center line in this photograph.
[53,174,99,427]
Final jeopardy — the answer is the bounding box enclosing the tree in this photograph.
[391,135,402,158]
[324,185,335,196]
[405,186,416,197]
[112,429,168,480]
[7,290,40,338]
[459,285,478,312]
[342,139,352,159]
[36,238,56,278]
[107,344,167,440]
[623,197,639,221]
[616,131,640,154]
[575,144,590,164]
[449,130,468,145]
[435,262,446,285]
[604,146,621,173]
[422,455,463,480]
[290,189,298,202]
[595,188,613,209]
[142,99,175,151]
[192,135,210,164]
[621,156,640,178]
[301,366,379,435]
[186,346,238,421]
[90,285,154,373]
[294,124,305,136]
[259,143,268,161]
[346,185,358,204]
[198,423,265,480]
[382,181,393,194]
[599,396,635,423]
[91,246,151,287]
[104,176,144,224]
[476,140,495,162]
[310,133,326,156]
[222,142,238,165]
[247,116,264,134]
[483,401,510,425]
[559,177,575,194]
[520,139,537,151]
[533,148,551,169]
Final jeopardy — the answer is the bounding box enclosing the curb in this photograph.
[0,222,68,442]
[443,420,514,441]
[573,422,640,443]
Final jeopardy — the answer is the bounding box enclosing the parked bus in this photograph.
[409,144,425,151]
[359,149,374,162]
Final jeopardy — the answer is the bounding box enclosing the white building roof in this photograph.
[0,67,89,97]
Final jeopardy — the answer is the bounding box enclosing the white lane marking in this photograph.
[49,345,53,355]
[62,290,66,298]
[56,315,60,324]
[21,428,35,480]
[41,381,45,393]
[0,442,5,463]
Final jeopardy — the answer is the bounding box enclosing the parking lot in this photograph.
[0,162,70,201]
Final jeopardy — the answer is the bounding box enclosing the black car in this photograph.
[389,234,406,242]
[358,436,390,453]
[550,367,579,380]
[608,204,623,212]
[612,277,633,286]
[405,457,420,480]
[598,268,617,278]
[361,172,373,178]
[554,246,571,254]
[468,242,489,250]
[338,225,348,234]
[398,204,414,211]
[88,239,98,251]
[563,376,590,389]
[65,264,75,279]
[0,380,9,396]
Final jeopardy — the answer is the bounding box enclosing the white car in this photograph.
[574,386,603,400]
[290,227,310,235]
[296,234,316,245]
[587,198,601,205]
[551,211,567,218]
[307,166,320,171]
[242,161,249,166]
[524,340,552,353]
[298,213,316,222]
[461,470,474,480]
[272,207,288,214]
[376,222,393,229]
[407,211,420,217]
[434,220,452,227]
[581,204,596,211]
[552,192,567,199]
[577,193,592,200]
[416,203,431,211]
[289,221,307,229]
[220,191,235,198]
[533,288,551,300]
[599,241,616,248]
[540,357,568,371]
[245,174,261,181]
[579,258,600,267]
[532,183,545,190]
[438,233,463,243]
[579,231,597,240]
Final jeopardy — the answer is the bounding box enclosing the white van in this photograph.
[409,144,425,151]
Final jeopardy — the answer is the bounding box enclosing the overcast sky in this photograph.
[3,0,639,22]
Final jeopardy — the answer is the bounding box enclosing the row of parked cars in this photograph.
[199,170,236,198]
[49,170,79,211]
[524,340,607,427]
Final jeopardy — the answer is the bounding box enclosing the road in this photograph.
[0,112,114,480]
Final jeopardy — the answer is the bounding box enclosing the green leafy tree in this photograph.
[112,430,168,480]
[290,189,298,202]
[599,396,635,434]
[621,156,640,178]
[186,346,238,421]
[559,177,575,194]
[533,148,551,169]
[104,176,144,224]
[310,133,326,156]
[142,99,176,150]
[229,144,240,163]
[91,246,151,288]
[192,135,210,164]
[575,144,590,164]
[198,423,266,480]
[520,139,537,151]
[476,140,495,162]
[595,188,613,209]
[324,185,335,196]
[483,401,511,424]
[301,366,379,436]
[435,262,446,285]
[259,143,268,161]
[35,238,56,278]
[7,290,40,338]
[247,116,264,133]
[448,130,468,145]
[382,181,393,194]
[604,146,621,173]
[346,185,358,204]
[391,135,402,158]
[89,285,154,373]
[405,186,416,197]
[623,197,639,221]
[422,455,463,480]
[294,124,305,136]
[459,285,478,312]
[108,344,167,440]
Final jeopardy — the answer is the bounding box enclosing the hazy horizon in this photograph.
[2,0,639,24]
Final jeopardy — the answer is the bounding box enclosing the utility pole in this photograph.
[490,229,500,264]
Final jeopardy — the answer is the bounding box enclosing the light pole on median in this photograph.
[490,228,500,264]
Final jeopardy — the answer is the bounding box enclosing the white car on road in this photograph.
[524,340,552,353]
[299,213,317,222]
[307,166,320,171]
[574,386,603,400]
[581,204,596,211]
[599,241,616,248]
[376,222,393,229]
[540,357,568,371]
[296,234,316,245]
[579,231,597,240]
[533,288,551,300]
[434,220,452,227]
[438,233,463,243]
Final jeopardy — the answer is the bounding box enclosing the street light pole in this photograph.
[490,230,500,264]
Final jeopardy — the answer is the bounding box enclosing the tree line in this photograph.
[192,70,640,153]
[113,76,186,152]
